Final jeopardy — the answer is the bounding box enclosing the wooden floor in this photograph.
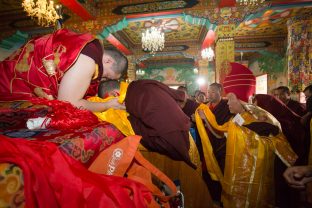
[141,149,214,208]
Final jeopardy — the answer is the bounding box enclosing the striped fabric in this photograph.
[223,63,256,102]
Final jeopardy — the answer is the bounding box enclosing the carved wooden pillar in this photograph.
[127,55,136,82]
[215,24,235,84]
[198,59,209,93]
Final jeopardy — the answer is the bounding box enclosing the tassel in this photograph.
[30,98,99,130]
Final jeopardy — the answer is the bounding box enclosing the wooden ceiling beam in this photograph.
[125,10,183,19]
[106,34,132,55]
[271,0,312,4]
[218,0,236,8]
[218,0,312,8]
[59,0,94,20]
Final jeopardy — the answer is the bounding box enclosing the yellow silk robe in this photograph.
[195,104,297,208]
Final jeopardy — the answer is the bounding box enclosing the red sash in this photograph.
[0,29,98,101]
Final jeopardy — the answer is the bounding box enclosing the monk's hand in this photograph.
[198,109,206,120]
[283,166,312,189]
[191,114,196,122]
[106,98,126,110]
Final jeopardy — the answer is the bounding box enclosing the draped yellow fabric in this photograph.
[195,104,225,182]
[88,81,134,136]
[195,104,298,208]
[222,115,297,208]
[91,64,99,80]
[118,81,128,104]
[88,96,135,137]
[188,132,202,175]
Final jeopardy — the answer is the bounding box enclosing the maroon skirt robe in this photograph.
[125,80,195,168]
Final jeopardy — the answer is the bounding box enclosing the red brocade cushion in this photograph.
[0,101,125,167]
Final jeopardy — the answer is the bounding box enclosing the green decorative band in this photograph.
[182,13,216,31]
[112,0,199,15]
[97,18,128,39]
[0,31,29,50]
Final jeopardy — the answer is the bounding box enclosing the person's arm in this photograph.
[58,54,125,112]
[198,109,224,139]
[283,165,312,189]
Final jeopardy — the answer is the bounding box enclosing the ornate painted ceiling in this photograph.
[0,0,311,67]
[121,17,205,45]
[235,7,312,37]
[0,0,55,37]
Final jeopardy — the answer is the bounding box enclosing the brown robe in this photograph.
[125,80,195,168]
[255,94,308,164]
[255,94,308,208]
[287,99,306,117]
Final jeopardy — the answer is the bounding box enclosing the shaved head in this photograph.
[98,80,120,98]
[208,83,222,103]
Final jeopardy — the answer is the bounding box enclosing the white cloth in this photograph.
[26,117,51,130]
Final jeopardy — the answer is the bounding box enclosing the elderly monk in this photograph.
[196,92,297,208]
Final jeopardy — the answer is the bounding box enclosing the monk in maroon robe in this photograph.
[276,86,306,117]
[254,94,309,164]
[181,83,233,202]
[202,83,233,202]
[125,80,195,168]
[206,99,233,171]
[302,85,312,130]
[254,94,309,208]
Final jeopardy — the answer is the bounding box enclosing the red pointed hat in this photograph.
[223,62,256,102]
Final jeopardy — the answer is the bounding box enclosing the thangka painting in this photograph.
[137,65,198,95]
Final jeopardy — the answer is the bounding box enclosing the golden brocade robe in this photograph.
[195,104,297,208]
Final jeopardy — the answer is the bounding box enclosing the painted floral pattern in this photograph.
[287,14,312,91]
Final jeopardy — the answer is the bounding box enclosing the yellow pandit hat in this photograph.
[223,62,256,102]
